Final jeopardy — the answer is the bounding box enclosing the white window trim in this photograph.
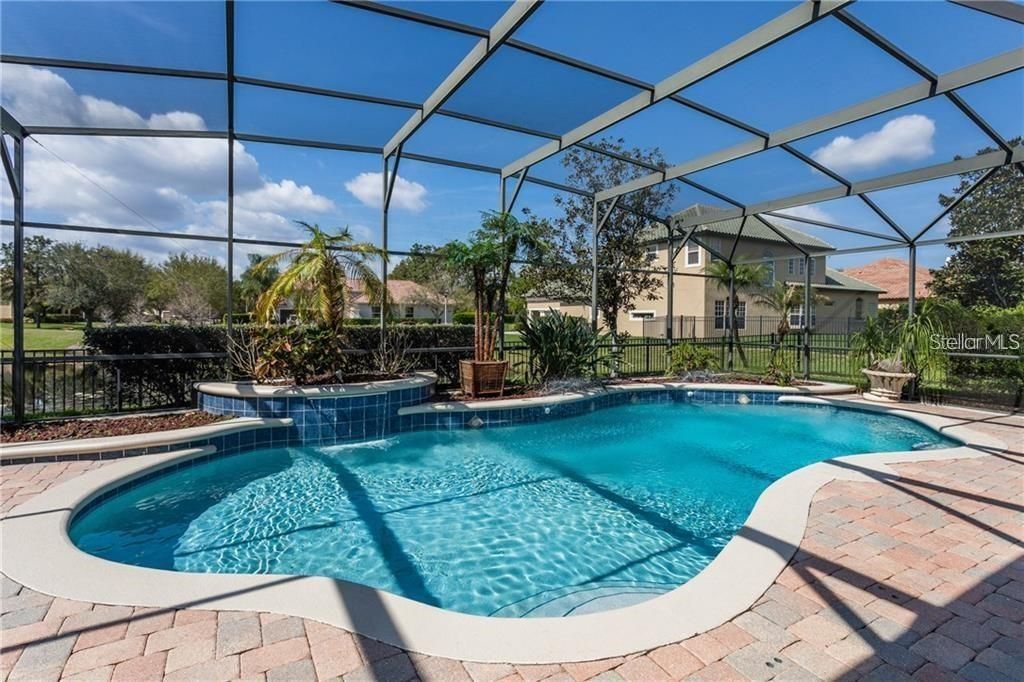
[685,242,701,267]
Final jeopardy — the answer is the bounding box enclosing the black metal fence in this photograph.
[642,315,869,340]
[1,350,228,420]
[3,337,1020,421]
[0,346,478,421]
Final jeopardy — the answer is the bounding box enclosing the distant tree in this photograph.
[526,137,678,341]
[392,242,469,322]
[930,140,1024,308]
[754,281,828,360]
[390,243,443,283]
[45,244,152,327]
[236,254,279,313]
[99,248,152,324]
[706,260,767,367]
[0,235,58,327]
[47,243,109,328]
[148,253,229,322]
[253,222,385,329]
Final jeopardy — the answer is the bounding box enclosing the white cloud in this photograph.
[771,204,836,227]
[0,65,334,246]
[811,114,936,173]
[236,179,335,214]
[345,172,428,212]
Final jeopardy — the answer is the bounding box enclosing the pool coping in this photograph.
[0,398,1007,664]
[0,418,294,464]
[195,372,436,399]
[399,379,855,414]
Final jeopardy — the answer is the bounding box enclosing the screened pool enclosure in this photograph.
[2,0,1022,421]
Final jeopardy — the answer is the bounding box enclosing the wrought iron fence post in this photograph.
[115,366,123,413]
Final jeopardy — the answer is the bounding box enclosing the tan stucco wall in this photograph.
[526,239,878,338]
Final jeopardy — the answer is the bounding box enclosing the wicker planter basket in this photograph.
[459,360,508,397]
[861,368,916,402]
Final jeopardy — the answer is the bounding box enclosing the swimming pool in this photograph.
[70,401,955,618]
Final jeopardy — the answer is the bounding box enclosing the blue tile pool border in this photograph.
[11,386,792,465]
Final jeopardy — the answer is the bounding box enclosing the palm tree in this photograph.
[754,281,829,358]
[705,260,767,367]
[253,222,387,329]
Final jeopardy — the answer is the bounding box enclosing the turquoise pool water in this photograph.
[70,402,954,617]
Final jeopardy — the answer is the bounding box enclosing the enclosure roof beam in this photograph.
[1,107,28,140]
[911,166,999,242]
[949,0,1024,25]
[0,137,18,195]
[762,211,906,243]
[596,47,1024,201]
[834,9,1015,157]
[26,126,228,139]
[0,54,226,80]
[674,150,1020,229]
[0,54,765,187]
[381,0,542,158]
[503,1,848,179]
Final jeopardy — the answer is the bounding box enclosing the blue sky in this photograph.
[1,0,1021,273]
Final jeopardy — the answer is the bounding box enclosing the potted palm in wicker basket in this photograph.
[448,211,547,397]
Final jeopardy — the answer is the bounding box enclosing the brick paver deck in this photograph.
[2,401,1021,681]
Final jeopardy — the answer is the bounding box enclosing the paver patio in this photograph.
[1,400,1021,681]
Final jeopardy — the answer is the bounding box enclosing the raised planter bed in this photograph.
[195,372,437,444]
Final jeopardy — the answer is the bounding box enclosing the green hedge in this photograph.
[84,325,228,407]
[84,323,477,386]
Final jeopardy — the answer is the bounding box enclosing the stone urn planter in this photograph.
[861,368,916,402]
[459,359,508,397]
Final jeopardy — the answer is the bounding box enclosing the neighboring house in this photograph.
[526,204,883,338]
[841,258,932,309]
[276,278,452,323]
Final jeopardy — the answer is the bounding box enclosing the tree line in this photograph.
[0,238,232,327]
[1,137,1020,331]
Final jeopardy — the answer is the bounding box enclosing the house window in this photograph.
[763,251,775,285]
[789,305,817,329]
[404,306,414,319]
[809,258,816,276]
[713,299,745,329]
[685,242,701,267]
[629,310,656,321]
[371,305,382,318]
[855,297,864,320]
[645,243,658,262]
[789,258,808,277]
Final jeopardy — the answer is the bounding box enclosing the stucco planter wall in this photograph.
[861,368,916,402]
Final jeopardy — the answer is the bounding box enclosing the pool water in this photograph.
[70,402,954,617]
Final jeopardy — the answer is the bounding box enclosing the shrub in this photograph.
[666,342,720,375]
[84,323,477,387]
[516,311,612,384]
[84,325,229,407]
[764,352,795,386]
[451,311,517,326]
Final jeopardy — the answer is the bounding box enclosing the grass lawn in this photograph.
[0,322,87,351]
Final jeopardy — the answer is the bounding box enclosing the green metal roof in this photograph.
[655,204,834,251]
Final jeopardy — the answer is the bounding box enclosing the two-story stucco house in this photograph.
[526,204,882,338]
